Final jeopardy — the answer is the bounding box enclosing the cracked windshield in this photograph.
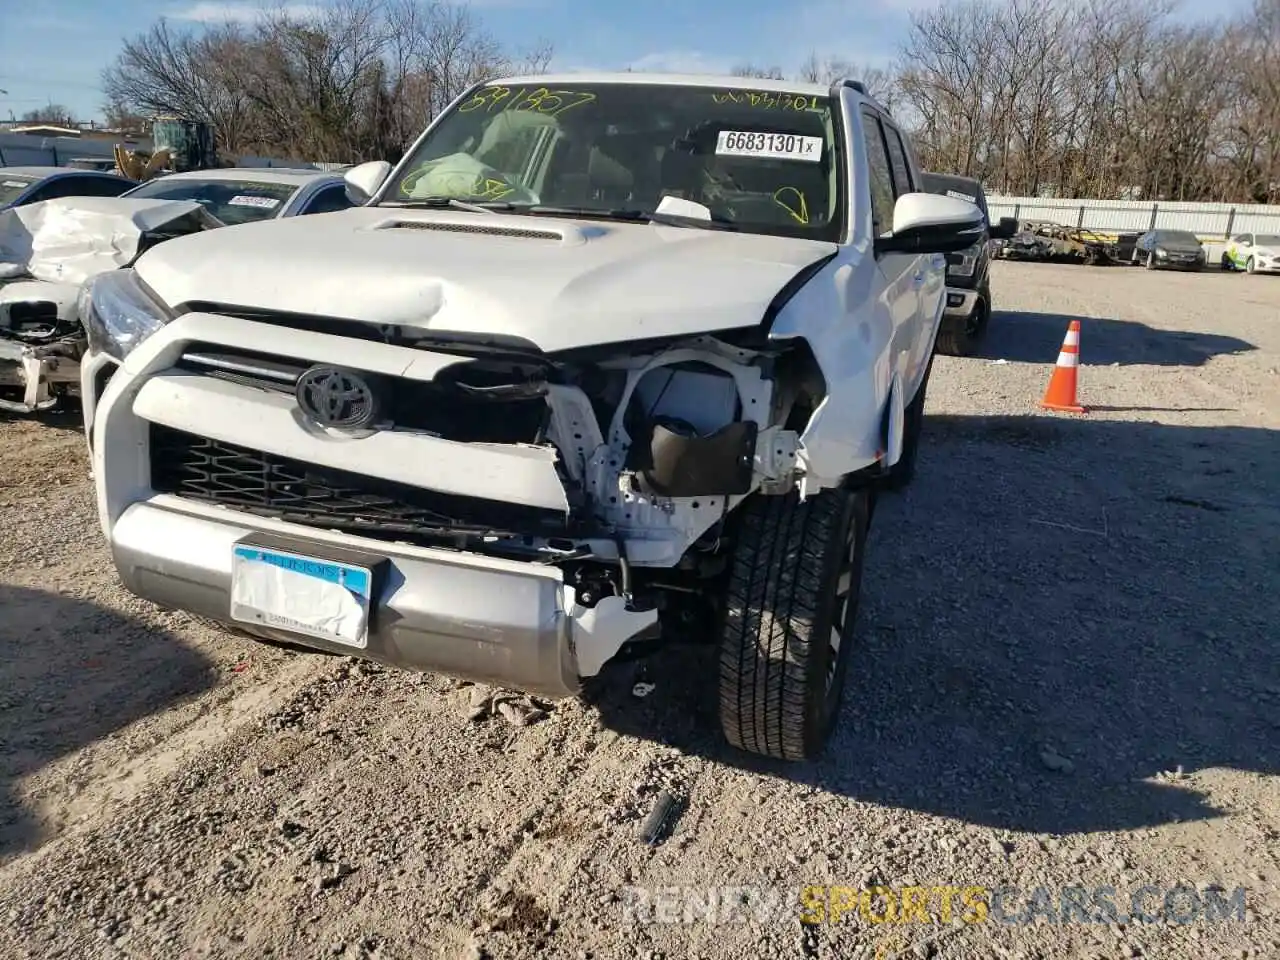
[384,82,843,241]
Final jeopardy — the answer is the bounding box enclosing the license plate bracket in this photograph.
[229,535,387,649]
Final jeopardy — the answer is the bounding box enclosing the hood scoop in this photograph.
[380,219,564,242]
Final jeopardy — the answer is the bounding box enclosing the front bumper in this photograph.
[111,496,658,697]
[1248,258,1280,273]
[0,338,81,413]
[90,310,687,692]
[1152,255,1204,270]
[942,287,980,319]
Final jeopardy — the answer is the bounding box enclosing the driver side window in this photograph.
[860,109,895,238]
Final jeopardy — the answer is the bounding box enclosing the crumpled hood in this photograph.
[0,196,221,287]
[133,206,839,352]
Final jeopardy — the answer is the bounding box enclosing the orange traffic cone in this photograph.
[1040,320,1086,413]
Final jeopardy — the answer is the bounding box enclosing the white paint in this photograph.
[568,592,659,677]
[130,371,572,512]
[131,205,839,351]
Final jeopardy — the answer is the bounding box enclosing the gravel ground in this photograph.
[1,261,1278,960]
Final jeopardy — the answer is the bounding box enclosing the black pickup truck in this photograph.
[920,173,1017,356]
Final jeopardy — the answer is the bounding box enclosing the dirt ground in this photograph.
[1,261,1278,960]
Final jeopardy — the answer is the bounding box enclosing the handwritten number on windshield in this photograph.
[459,87,598,117]
[711,91,820,111]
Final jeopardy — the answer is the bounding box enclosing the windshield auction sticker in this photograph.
[228,195,281,208]
[716,131,823,162]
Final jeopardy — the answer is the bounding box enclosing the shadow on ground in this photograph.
[589,414,1280,835]
[0,398,84,434]
[980,310,1255,366]
[0,585,215,858]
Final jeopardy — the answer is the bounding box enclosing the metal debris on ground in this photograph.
[639,789,682,846]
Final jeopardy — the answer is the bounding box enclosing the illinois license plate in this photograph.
[229,545,372,648]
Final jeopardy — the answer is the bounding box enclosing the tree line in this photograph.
[101,0,551,164]
[102,0,1278,203]
[735,0,1279,204]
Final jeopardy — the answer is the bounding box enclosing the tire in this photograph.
[880,352,933,492]
[934,297,986,357]
[718,486,871,761]
[1246,257,1256,274]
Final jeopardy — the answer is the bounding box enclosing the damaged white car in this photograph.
[0,196,218,413]
[84,73,982,760]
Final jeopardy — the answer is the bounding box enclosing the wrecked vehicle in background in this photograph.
[84,72,984,762]
[995,219,1122,265]
[0,197,219,413]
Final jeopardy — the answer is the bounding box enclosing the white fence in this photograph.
[988,195,1280,239]
[0,131,323,172]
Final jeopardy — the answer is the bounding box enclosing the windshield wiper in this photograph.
[386,196,513,214]
[522,205,740,231]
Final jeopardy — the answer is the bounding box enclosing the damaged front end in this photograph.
[0,281,83,413]
[136,319,822,675]
[0,196,221,414]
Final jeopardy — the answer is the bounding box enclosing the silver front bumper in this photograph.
[0,339,80,413]
[110,498,658,698]
[942,287,979,319]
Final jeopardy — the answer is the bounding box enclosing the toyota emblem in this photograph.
[295,366,379,428]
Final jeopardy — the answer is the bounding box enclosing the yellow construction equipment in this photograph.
[113,144,173,181]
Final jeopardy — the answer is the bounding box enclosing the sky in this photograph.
[0,0,1256,125]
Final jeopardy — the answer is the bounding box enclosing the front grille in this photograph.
[176,346,549,444]
[149,424,568,541]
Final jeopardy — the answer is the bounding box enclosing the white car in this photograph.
[115,167,354,225]
[1222,232,1280,274]
[82,72,981,760]
[77,168,353,430]
[0,197,219,413]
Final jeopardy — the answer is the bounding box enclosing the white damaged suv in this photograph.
[82,73,982,760]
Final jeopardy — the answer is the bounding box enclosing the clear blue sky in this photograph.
[0,0,1253,124]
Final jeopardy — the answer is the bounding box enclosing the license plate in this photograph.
[230,545,372,648]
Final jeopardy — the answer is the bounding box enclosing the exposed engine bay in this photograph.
[0,281,83,413]
[157,329,823,625]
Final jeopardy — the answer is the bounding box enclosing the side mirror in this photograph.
[990,216,1018,240]
[875,192,985,255]
[343,160,392,204]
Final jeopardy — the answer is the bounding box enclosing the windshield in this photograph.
[1255,235,1280,247]
[381,82,844,241]
[0,176,36,208]
[1156,230,1199,244]
[122,177,298,225]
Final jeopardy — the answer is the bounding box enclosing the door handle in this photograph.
[912,271,924,287]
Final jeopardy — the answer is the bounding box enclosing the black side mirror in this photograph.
[875,219,985,256]
[989,216,1018,240]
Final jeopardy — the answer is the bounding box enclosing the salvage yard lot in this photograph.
[1,261,1277,959]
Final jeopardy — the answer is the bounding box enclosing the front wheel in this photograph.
[934,297,987,357]
[717,487,871,761]
[1246,257,1256,274]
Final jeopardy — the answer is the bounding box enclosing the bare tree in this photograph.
[100,0,552,163]
[731,64,786,80]
[889,0,1270,202]
[20,104,76,126]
